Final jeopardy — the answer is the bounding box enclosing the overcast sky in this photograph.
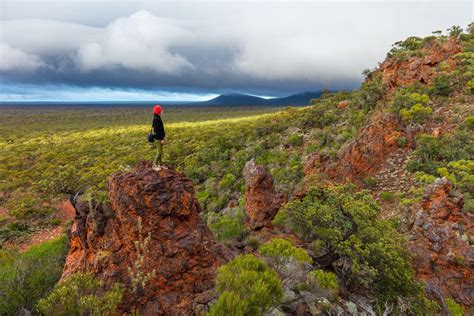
[0,1,472,101]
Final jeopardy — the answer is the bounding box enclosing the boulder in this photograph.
[62,161,231,315]
[408,178,473,306]
[243,159,285,229]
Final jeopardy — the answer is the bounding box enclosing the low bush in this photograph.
[390,90,429,114]
[207,208,246,242]
[307,269,338,291]
[362,176,378,189]
[387,36,425,59]
[399,103,433,124]
[0,221,29,244]
[259,238,312,265]
[407,127,474,175]
[445,298,463,316]
[37,272,124,316]
[407,123,474,197]
[437,160,474,193]
[397,136,407,148]
[0,236,68,315]
[209,254,283,316]
[413,172,436,185]
[207,291,247,316]
[286,134,304,147]
[5,194,54,222]
[380,191,395,202]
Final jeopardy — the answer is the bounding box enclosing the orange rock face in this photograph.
[305,113,406,183]
[380,37,462,93]
[62,161,230,315]
[408,178,473,306]
[243,159,285,229]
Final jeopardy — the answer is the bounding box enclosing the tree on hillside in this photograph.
[447,25,463,39]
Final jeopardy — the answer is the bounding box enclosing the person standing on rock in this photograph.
[151,105,166,170]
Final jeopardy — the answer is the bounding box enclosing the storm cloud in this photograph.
[0,1,472,99]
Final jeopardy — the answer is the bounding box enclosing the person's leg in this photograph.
[153,141,163,166]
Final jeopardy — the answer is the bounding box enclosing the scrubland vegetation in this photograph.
[1,25,473,315]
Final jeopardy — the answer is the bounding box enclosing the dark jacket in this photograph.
[152,115,166,140]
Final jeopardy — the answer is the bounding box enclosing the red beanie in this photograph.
[153,105,162,115]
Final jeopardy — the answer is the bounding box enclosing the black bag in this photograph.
[147,126,155,143]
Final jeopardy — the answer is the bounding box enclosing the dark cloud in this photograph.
[0,2,471,99]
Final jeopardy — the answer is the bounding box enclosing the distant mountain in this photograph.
[196,91,323,106]
[202,93,269,106]
[266,91,323,106]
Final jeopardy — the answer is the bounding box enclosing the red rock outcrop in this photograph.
[62,161,231,315]
[243,159,285,229]
[380,37,462,93]
[305,38,461,185]
[304,113,411,183]
[408,178,473,306]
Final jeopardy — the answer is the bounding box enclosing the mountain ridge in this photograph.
[193,91,323,106]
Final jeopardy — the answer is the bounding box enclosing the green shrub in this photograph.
[464,116,474,130]
[273,185,424,306]
[390,90,430,115]
[0,236,68,315]
[463,193,474,212]
[413,172,436,185]
[304,269,339,301]
[362,176,378,189]
[259,238,312,264]
[351,74,386,111]
[207,291,248,316]
[407,128,474,177]
[431,75,453,96]
[387,36,425,59]
[246,237,260,251]
[5,194,54,222]
[445,298,463,316]
[397,136,407,148]
[399,103,433,124]
[208,209,246,241]
[380,191,395,202]
[286,134,304,147]
[210,254,283,316]
[0,222,29,244]
[306,269,338,290]
[38,165,81,195]
[37,272,124,316]
[218,174,237,191]
[437,160,474,193]
[50,218,62,226]
[407,136,444,175]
